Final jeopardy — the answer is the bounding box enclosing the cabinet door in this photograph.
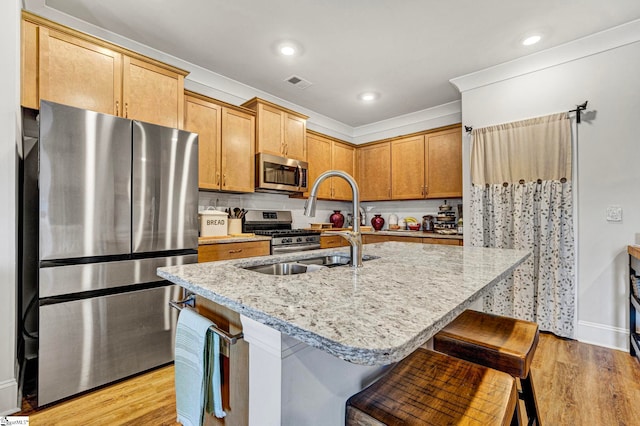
[425,128,462,198]
[391,135,425,199]
[184,96,222,190]
[358,142,391,201]
[39,27,122,115]
[123,56,184,128]
[422,237,461,246]
[198,241,270,262]
[256,103,285,156]
[221,108,255,192]
[332,142,356,200]
[284,113,307,160]
[306,133,332,199]
[21,19,39,109]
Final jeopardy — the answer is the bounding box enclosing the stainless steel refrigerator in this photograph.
[20,101,199,406]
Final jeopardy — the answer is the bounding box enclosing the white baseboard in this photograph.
[577,320,629,352]
[0,377,19,415]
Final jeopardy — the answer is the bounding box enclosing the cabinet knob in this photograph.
[228,249,243,254]
[115,100,119,116]
[216,173,220,186]
[125,102,129,118]
[223,174,226,187]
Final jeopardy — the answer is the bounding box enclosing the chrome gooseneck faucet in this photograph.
[304,170,363,267]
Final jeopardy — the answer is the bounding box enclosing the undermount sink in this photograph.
[244,262,309,276]
[242,254,378,275]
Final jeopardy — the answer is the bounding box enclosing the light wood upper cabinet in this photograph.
[389,126,462,199]
[305,131,356,201]
[425,127,463,198]
[358,142,391,201]
[242,97,308,161]
[184,92,255,193]
[306,132,332,199]
[391,135,426,199]
[21,19,39,109]
[123,56,184,128]
[184,95,221,190]
[38,26,122,116]
[221,108,255,192]
[331,141,356,200]
[22,12,188,128]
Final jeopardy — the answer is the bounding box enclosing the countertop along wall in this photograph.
[454,22,640,351]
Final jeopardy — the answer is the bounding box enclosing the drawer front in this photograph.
[320,235,348,248]
[363,234,423,244]
[422,237,462,246]
[198,241,271,262]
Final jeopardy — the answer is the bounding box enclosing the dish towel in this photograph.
[175,308,226,426]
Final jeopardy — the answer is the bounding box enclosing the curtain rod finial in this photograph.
[464,125,473,133]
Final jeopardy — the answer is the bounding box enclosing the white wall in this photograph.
[0,0,20,415]
[458,39,640,350]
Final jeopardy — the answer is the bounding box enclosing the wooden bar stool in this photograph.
[433,310,541,426]
[346,348,521,426]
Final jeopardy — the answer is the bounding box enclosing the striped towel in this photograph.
[175,308,226,426]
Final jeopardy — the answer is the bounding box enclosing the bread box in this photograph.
[199,209,228,237]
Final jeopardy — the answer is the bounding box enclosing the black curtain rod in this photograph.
[464,100,589,133]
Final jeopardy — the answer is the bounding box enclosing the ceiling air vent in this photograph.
[285,75,312,89]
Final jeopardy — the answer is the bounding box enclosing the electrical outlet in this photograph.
[606,205,622,222]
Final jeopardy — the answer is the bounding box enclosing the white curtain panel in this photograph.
[469,113,575,338]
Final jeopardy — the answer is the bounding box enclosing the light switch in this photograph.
[606,205,622,222]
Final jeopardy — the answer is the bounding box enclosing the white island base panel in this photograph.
[241,315,391,426]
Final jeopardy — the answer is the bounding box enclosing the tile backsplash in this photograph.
[199,190,462,230]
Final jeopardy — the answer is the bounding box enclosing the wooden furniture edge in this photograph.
[628,245,640,260]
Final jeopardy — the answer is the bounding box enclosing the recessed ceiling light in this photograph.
[522,35,541,46]
[358,92,379,102]
[280,45,296,56]
[275,41,302,57]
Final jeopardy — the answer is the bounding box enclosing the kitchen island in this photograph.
[158,242,529,425]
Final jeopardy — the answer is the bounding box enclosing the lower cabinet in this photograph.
[363,234,423,244]
[422,237,463,246]
[194,296,249,425]
[320,234,350,248]
[362,234,462,245]
[198,240,270,262]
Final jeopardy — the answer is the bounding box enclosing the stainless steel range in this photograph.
[243,210,321,254]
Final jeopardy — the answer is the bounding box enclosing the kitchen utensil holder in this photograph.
[169,292,244,358]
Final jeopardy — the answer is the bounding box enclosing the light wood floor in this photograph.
[16,333,640,425]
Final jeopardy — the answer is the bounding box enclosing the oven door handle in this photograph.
[272,243,321,254]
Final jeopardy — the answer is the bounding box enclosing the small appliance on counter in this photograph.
[199,208,228,237]
[434,200,457,234]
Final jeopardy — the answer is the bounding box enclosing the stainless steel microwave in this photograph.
[256,153,309,193]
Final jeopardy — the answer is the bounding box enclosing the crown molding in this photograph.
[451,19,640,93]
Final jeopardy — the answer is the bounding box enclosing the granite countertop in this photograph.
[158,242,529,366]
[198,235,271,245]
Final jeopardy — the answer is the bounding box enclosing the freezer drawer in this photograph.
[39,254,197,298]
[38,285,181,406]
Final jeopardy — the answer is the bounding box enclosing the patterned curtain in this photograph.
[469,113,575,338]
